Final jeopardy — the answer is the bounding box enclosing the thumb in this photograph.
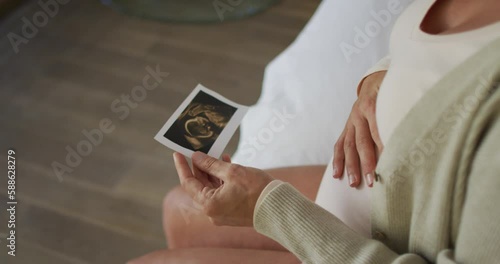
[192,152,232,181]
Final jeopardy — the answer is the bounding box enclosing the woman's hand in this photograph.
[333,71,386,188]
[173,152,274,227]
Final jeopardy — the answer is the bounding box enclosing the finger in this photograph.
[173,152,205,200]
[192,162,216,188]
[333,128,347,179]
[343,127,361,187]
[353,118,377,187]
[221,154,232,163]
[206,154,231,187]
[204,154,231,187]
[218,154,232,186]
[364,103,384,153]
[192,152,232,181]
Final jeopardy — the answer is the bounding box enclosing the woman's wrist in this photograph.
[356,70,387,96]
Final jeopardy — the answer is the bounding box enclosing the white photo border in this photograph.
[154,84,248,158]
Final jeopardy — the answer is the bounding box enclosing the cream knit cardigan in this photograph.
[254,38,500,263]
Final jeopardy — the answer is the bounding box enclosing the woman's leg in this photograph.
[163,165,326,251]
[128,248,301,264]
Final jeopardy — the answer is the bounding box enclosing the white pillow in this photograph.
[232,0,413,169]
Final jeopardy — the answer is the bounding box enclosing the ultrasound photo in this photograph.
[155,84,248,157]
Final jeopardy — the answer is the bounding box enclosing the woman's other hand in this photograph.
[333,71,387,188]
[173,152,274,227]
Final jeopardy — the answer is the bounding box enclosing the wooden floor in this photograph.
[0,1,319,263]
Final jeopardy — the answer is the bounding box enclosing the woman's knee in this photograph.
[162,185,193,247]
[163,185,185,216]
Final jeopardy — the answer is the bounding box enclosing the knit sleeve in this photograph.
[253,182,427,264]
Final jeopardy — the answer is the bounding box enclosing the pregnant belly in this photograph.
[315,158,372,238]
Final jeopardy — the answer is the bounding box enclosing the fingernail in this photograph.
[348,174,357,187]
[332,167,338,178]
[366,173,374,187]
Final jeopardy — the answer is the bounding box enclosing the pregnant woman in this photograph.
[131,0,500,263]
